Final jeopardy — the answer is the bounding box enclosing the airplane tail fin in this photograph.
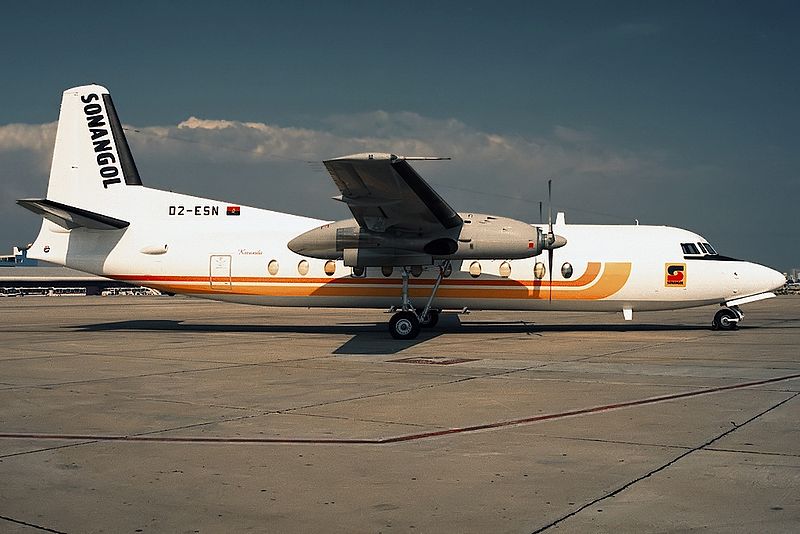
[40,84,143,209]
[19,85,142,264]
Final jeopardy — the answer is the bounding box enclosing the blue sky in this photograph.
[1,1,798,270]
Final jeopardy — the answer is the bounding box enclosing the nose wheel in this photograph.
[713,307,742,331]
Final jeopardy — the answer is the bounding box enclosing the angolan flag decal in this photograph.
[226,206,241,216]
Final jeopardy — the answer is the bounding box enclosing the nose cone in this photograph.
[746,262,786,294]
[764,266,787,292]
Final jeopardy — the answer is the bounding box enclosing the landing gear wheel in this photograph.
[418,309,440,328]
[389,311,421,340]
[713,308,739,331]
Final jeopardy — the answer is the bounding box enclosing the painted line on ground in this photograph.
[0,373,797,445]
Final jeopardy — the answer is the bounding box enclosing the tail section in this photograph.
[17,198,129,230]
[43,84,142,208]
[20,85,142,266]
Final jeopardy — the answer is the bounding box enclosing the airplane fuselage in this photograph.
[27,187,784,315]
[21,84,786,337]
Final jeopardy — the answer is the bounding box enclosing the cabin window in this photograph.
[297,260,309,276]
[534,262,546,280]
[681,243,700,255]
[381,266,393,277]
[561,262,573,279]
[499,261,511,278]
[324,260,336,276]
[703,242,717,254]
[469,261,482,278]
[267,260,279,276]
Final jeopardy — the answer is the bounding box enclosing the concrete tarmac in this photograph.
[0,296,798,533]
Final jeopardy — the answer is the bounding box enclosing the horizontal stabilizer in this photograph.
[17,198,129,230]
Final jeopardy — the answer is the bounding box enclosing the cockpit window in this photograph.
[681,243,700,255]
[703,242,717,255]
[697,242,709,254]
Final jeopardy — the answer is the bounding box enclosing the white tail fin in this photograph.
[45,84,142,209]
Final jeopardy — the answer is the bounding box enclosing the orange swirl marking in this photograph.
[111,261,631,301]
[549,262,631,300]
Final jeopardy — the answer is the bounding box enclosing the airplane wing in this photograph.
[323,153,462,233]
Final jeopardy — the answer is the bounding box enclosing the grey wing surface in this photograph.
[323,154,462,234]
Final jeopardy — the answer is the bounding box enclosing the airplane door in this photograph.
[209,255,232,289]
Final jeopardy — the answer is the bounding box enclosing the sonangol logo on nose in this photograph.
[665,263,686,287]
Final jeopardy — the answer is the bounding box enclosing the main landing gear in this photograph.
[388,261,448,340]
[713,306,743,331]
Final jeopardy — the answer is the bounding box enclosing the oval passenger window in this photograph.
[297,260,309,276]
[469,261,481,278]
[534,262,546,280]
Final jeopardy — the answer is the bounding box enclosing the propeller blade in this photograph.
[539,201,543,224]
[547,179,553,233]
[548,247,554,302]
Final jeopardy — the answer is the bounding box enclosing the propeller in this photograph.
[547,180,554,301]
[542,179,567,301]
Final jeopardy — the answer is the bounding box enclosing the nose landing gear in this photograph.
[713,306,743,331]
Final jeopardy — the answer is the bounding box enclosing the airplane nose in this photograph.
[766,267,786,292]
[751,263,786,293]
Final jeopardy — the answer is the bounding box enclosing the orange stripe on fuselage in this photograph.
[111,262,631,301]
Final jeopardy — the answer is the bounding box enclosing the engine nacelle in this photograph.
[287,213,544,267]
[343,248,432,267]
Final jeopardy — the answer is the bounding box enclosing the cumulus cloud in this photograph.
[0,122,56,155]
[0,112,663,242]
[2,110,793,269]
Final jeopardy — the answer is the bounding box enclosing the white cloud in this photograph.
[0,111,669,250]
[0,122,56,171]
[132,111,649,179]
[1,110,795,269]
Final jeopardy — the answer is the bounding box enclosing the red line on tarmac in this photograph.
[2,373,798,446]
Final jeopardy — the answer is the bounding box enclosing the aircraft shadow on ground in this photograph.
[70,318,714,355]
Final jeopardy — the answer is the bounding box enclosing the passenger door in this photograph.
[209,255,232,289]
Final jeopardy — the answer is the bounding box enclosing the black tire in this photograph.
[713,308,738,331]
[389,311,421,340]
[418,309,440,328]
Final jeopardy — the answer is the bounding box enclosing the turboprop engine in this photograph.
[288,213,546,267]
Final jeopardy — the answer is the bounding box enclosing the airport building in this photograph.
[0,247,150,296]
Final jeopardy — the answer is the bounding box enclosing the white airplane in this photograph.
[18,84,786,339]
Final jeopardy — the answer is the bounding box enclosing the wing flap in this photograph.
[323,153,461,234]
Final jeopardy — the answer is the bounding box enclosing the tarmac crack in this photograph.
[529,390,800,533]
[0,513,68,533]
[0,362,262,391]
[704,447,800,458]
[0,440,97,460]
[1,373,796,447]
